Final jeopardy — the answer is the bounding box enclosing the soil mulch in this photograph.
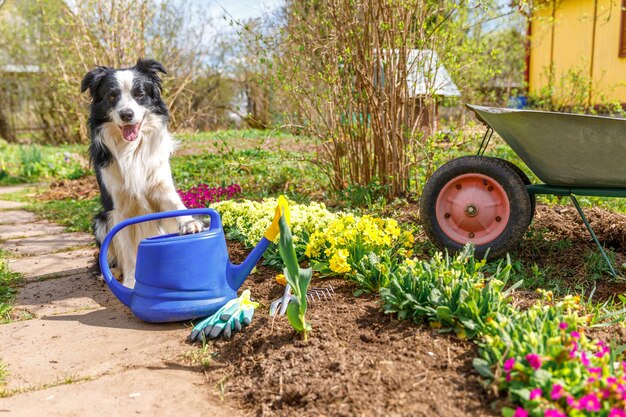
[204,243,497,417]
[40,177,100,201]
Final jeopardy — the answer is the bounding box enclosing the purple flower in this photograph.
[571,331,580,339]
[579,394,601,412]
[530,388,542,400]
[550,384,564,400]
[526,353,542,370]
[513,407,528,417]
[559,322,568,330]
[504,357,516,373]
[545,410,566,417]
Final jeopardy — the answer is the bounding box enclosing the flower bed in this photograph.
[211,197,626,416]
[178,183,242,208]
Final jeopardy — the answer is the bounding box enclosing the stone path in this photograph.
[0,186,240,416]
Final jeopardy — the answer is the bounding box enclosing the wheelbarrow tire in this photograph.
[496,158,536,222]
[420,155,532,259]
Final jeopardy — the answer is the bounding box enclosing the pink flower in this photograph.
[567,396,581,410]
[526,353,542,370]
[596,341,610,358]
[588,367,603,375]
[571,331,581,339]
[545,410,567,417]
[609,408,626,417]
[506,373,512,382]
[569,341,579,358]
[581,352,590,367]
[504,358,516,373]
[513,407,528,417]
[579,394,601,412]
[530,388,542,400]
[550,384,564,400]
[559,322,568,330]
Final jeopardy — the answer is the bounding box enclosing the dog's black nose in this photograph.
[119,109,134,123]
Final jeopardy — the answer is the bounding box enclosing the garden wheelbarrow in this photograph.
[420,104,626,276]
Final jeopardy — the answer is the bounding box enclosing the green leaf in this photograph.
[286,300,304,332]
[501,407,515,417]
[278,215,299,281]
[472,358,494,379]
[510,388,531,401]
[533,369,552,386]
[436,306,453,322]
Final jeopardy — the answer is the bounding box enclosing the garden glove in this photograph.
[264,195,291,241]
[188,290,259,342]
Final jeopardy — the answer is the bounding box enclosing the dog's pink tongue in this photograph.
[121,124,139,141]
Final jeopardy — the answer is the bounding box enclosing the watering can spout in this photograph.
[227,237,272,291]
[227,196,290,291]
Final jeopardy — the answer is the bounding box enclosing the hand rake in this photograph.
[269,283,334,316]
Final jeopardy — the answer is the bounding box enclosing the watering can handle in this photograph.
[98,208,222,307]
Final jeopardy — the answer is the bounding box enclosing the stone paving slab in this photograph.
[0,309,191,391]
[1,232,94,256]
[0,210,37,225]
[0,200,25,209]
[8,248,96,281]
[0,221,67,241]
[0,367,241,417]
[0,184,40,195]
[14,273,112,318]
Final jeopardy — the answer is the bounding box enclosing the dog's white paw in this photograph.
[180,219,204,235]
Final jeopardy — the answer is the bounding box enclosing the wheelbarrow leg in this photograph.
[570,195,618,277]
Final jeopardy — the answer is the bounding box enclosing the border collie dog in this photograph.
[81,59,203,288]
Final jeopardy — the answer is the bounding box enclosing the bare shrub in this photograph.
[0,0,226,143]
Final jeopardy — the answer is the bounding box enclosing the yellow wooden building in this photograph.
[529,0,626,106]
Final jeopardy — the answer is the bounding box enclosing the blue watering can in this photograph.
[98,208,272,323]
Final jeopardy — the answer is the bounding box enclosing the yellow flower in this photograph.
[329,249,351,274]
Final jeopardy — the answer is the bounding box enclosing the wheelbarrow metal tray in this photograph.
[467,104,626,188]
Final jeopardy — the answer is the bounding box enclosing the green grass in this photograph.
[25,197,101,234]
[0,249,23,323]
[171,148,327,200]
[177,128,302,143]
[0,140,89,185]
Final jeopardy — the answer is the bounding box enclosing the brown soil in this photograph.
[512,204,626,300]
[204,242,497,417]
[40,177,100,201]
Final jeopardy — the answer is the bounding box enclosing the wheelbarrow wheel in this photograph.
[496,158,536,222]
[420,156,532,259]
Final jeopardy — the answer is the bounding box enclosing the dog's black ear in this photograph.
[81,66,109,94]
[135,59,167,76]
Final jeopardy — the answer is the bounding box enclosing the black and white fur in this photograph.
[81,59,203,288]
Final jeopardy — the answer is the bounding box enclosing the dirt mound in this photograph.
[40,177,99,201]
[205,243,496,417]
[533,204,626,250]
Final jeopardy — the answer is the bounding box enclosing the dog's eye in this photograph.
[107,94,116,103]
[133,93,144,100]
